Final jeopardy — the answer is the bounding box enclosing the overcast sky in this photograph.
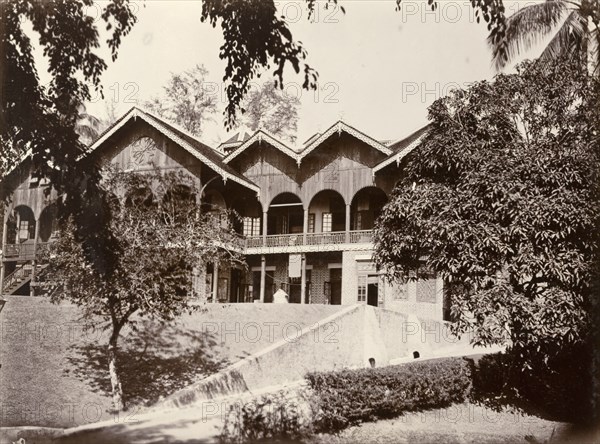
[73,0,545,146]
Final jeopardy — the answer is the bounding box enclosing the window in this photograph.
[243,217,260,236]
[393,272,409,300]
[416,268,437,303]
[394,284,409,300]
[19,220,30,241]
[357,275,367,302]
[353,212,363,230]
[308,213,315,233]
[322,213,332,233]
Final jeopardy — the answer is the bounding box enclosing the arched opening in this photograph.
[232,198,262,237]
[201,189,226,213]
[350,187,388,231]
[162,184,196,223]
[307,190,346,234]
[201,189,228,228]
[125,187,155,209]
[12,206,36,244]
[38,204,58,243]
[267,193,303,235]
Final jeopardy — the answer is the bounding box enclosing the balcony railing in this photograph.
[242,230,373,250]
[3,242,50,261]
[265,234,304,248]
[349,230,373,244]
[306,232,346,245]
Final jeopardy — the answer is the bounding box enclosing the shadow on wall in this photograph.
[64,319,230,408]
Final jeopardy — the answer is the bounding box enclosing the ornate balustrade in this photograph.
[242,230,373,250]
[3,242,50,261]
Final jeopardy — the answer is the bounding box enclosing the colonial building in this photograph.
[0,106,447,320]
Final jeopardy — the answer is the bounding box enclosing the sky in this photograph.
[69,0,546,147]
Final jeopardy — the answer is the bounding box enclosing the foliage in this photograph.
[144,64,218,136]
[220,389,319,443]
[486,0,600,73]
[305,358,472,432]
[42,166,244,410]
[200,0,321,130]
[2,0,516,188]
[469,347,594,423]
[241,81,300,143]
[0,0,136,191]
[75,103,103,145]
[374,58,600,367]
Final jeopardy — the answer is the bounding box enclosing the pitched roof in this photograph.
[223,120,393,165]
[372,124,431,173]
[299,121,393,160]
[223,129,300,163]
[87,107,259,193]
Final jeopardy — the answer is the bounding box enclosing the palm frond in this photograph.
[588,20,600,75]
[538,11,587,67]
[489,0,569,71]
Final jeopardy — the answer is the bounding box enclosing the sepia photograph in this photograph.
[0,0,599,443]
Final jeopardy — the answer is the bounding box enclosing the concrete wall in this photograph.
[158,304,464,410]
[160,304,366,408]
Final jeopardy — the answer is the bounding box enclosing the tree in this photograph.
[487,0,600,73]
[241,81,300,143]
[0,0,137,191]
[374,58,599,369]
[42,167,244,411]
[144,64,218,136]
[75,103,103,146]
[3,0,512,190]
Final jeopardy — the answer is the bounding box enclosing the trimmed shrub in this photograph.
[470,347,595,423]
[219,389,320,443]
[306,357,472,432]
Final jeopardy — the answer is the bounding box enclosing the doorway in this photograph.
[252,271,274,302]
[367,275,378,307]
[330,268,342,305]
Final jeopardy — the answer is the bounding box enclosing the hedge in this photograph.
[306,357,472,432]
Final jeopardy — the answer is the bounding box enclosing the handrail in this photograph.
[242,229,373,249]
[3,242,50,260]
[3,263,32,290]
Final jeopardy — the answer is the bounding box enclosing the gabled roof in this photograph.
[223,129,300,164]
[222,120,393,166]
[373,124,431,174]
[299,121,393,160]
[87,107,259,193]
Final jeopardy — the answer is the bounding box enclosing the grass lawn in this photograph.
[0,296,342,428]
[309,403,586,444]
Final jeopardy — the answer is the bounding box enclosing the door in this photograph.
[330,268,342,305]
[367,277,378,307]
[252,271,274,302]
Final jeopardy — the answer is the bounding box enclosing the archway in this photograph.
[125,187,155,209]
[38,204,58,243]
[232,198,263,237]
[162,184,196,223]
[12,205,36,243]
[350,187,388,231]
[267,193,303,235]
[307,190,346,233]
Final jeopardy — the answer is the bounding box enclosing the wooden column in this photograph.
[302,208,308,245]
[262,211,268,245]
[259,255,266,303]
[30,219,40,297]
[345,204,351,243]
[212,263,219,303]
[300,253,307,304]
[0,208,9,297]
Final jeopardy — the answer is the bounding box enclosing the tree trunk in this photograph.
[108,330,124,412]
